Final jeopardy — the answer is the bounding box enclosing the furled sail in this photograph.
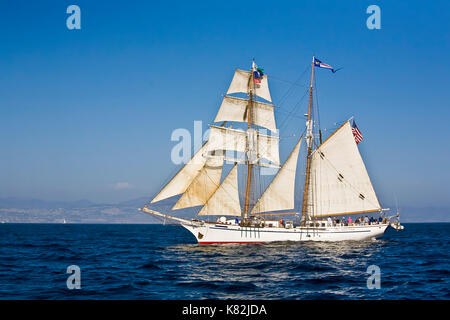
[198,164,241,216]
[226,69,272,102]
[214,96,277,132]
[251,136,302,214]
[207,125,280,165]
[306,121,381,217]
[151,142,209,203]
[172,157,223,210]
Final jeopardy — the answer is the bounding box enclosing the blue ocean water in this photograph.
[0,223,448,299]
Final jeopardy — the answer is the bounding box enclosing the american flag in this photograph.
[252,60,264,84]
[351,120,363,144]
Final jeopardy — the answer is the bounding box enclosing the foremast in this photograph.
[243,60,256,219]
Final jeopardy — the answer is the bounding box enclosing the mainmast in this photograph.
[301,57,315,219]
[243,60,255,219]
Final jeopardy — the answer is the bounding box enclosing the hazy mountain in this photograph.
[0,197,96,209]
[0,197,159,224]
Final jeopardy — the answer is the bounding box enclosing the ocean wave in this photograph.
[0,223,448,299]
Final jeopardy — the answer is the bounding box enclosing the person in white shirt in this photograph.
[327,217,333,227]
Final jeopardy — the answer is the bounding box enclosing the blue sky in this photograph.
[0,0,449,207]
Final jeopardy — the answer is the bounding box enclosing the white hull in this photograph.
[141,207,391,244]
[182,222,389,244]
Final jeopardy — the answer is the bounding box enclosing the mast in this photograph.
[243,60,255,219]
[301,57,315,219]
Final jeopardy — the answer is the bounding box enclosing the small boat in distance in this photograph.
[141,57,403,243]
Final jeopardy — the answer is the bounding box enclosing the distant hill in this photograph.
[0,197,96,209]
[0,197,159,224]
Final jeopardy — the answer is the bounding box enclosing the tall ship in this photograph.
[141,57,403,243]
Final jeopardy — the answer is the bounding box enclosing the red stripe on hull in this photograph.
[198,241,264,244]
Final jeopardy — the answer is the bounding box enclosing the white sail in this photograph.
[172,157,223,210]
[214,95,277,132]
[256,131,280,165]
[151,143,209,203]
[208,125,247,155]
[251,136,302,214]
[198,164,241,216]
[307,121,381,217]
[226,69,272,102]
[208,125,280,165]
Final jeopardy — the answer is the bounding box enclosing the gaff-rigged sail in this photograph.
[306,121,381,217]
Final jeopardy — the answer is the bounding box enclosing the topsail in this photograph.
[214,95,276,132]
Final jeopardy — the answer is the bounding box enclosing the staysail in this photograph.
[172,157,223,210]
[198,164,241,216]
[251,136,303,214]
[306,121,381,217]
[150,142,209,203]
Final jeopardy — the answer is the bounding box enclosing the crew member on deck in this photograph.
[327,217,332,227]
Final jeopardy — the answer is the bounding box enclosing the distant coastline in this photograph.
[0,197,448,224]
